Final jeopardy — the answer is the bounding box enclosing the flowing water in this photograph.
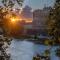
[10,39,59,60]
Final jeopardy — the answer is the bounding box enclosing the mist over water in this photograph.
[10,40,35,60]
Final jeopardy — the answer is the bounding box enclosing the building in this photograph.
[21,5,33,23]
[21,5,33,19]
[32,7,51,35]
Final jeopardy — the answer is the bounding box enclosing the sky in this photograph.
[23,0,55,10]
[0,0,55,10]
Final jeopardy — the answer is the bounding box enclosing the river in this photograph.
[9,39,59,60]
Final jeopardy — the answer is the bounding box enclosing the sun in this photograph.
[10,17,19,23]
[11,18,15,22]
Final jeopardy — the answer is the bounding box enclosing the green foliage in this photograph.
[16,0,24,6]
[44,40,49,46]
[2,0,24,8]
[56,0,60,2]
[47,0,60,41]
[44,49,50,57]
[0,0,24,35]
[0,0,24,59]
[0,35,11,60]
[55,48,60,57]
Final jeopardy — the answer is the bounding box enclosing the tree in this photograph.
[0,0,24,60]
[47,0,60,45]
[43,49,50,60]
[0,0,24,36]
[2,0,24,8]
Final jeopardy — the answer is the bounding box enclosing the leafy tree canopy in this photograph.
[47,0,60,41]
[0,0,24,36]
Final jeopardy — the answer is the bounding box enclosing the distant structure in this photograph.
[11,6,52,35]
[21,5,33,19]
[32,6,51,35]
[33,6,51,29]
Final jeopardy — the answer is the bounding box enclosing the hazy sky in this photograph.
[0,0,55,10]
[23,0,55,10]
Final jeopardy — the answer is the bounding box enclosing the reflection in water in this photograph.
[10,40,59,60]
[10,40,35,60]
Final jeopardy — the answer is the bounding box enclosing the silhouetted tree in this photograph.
[0,0,24,60]
[0,0,24,36]
[47,0,60,45]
